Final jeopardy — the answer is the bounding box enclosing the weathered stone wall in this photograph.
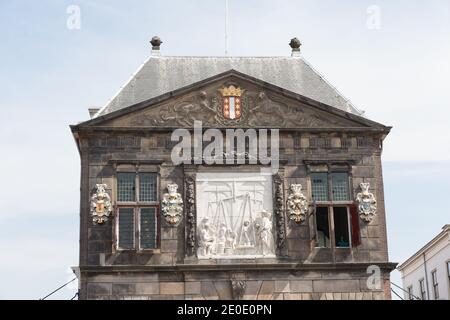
[83,268,391,300]
[78,130,393,300]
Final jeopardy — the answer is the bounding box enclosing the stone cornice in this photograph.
[77,262,398,273]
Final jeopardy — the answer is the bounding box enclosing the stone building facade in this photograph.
[71,39,396,300]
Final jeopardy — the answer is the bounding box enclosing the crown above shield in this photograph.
[219,85,244,97]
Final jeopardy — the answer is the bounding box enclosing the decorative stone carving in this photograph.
[356,182,377,223]
[256,210,274,256]
[287,184,309,224]
[196,172,275,258]
[185,176,196,256]
[90,184,112,224]
[161,183,183,226]
[126,88,353,128]
[218,85,245,121]
[231,280,246,300]
[273,174,286,251]
[289,37,302,50]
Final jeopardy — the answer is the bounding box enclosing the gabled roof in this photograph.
[73,69,388,131]
[94,56,363,118]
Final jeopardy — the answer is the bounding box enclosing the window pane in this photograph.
[334,207,350,247]
[117,173,135,202]
[118,208,134,249]
[419,279,426,300]
[431,271,439,299]
[316,207,330,247]
[140,208,157,249]
[311,173,328,201]
[331,173,349,201]
[139,173,157,202]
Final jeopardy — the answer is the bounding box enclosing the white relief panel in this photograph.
[196,172,275,259]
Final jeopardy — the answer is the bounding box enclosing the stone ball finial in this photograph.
[150,36,163,49]
[289,37,302,50]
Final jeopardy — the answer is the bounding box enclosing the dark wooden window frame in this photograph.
[407,285,413,300]
[419,278,426,300]
[114,169,160,252]
[309,166,360,249]
[447,260,450,299]
[431,269,439,300]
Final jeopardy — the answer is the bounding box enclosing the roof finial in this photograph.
[289,37,301,57]
[150,36,162,56]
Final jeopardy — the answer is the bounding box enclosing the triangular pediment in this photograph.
[76,70,388,130]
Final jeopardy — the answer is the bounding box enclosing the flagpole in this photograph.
[225,0,229,56]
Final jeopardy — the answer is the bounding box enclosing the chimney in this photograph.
[289,37,301,57]
[150,36,163,56]
[88,107,100,119]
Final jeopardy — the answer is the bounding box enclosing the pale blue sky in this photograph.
[0,0,449,299]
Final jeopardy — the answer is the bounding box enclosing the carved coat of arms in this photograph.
[287,184,309,224]
[219,85,244,120]
[90,184,112,224]
[356,182,377,223]
[161,184,183,226]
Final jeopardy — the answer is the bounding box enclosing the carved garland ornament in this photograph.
[356,182,377,223]
[185,176,197,256]
[287,184,309,224]
[90,184,112,224]
[273,174,286,251]
[161,184,183,226]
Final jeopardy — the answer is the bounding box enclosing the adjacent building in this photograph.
[70,37,396,300]
[398,224,450,300]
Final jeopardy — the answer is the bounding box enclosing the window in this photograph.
[118,208,134,249]
[447,261,450,297]
[311,172,357,248]
[139,173,157,202]
[311,172,350,202]
[334,207,350,247]
[316,207,330,248]
[116,172,159,250]
[331,173,349,201]
[140,208,158,249]
[431,270,439,299]
[447,261,450,283]
[407,286,413,300]
[419,279,426,300]
[311,173,328,201]
[117,173,135,202]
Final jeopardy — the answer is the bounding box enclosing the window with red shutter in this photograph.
[350,205,361,247]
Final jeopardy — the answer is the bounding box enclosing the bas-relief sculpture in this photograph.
[90,184,112,224]
[356,182,377,223]
[128,89,349,128]
[287,184,309,224]
[195,172,275,258]
[161,183,183,226]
